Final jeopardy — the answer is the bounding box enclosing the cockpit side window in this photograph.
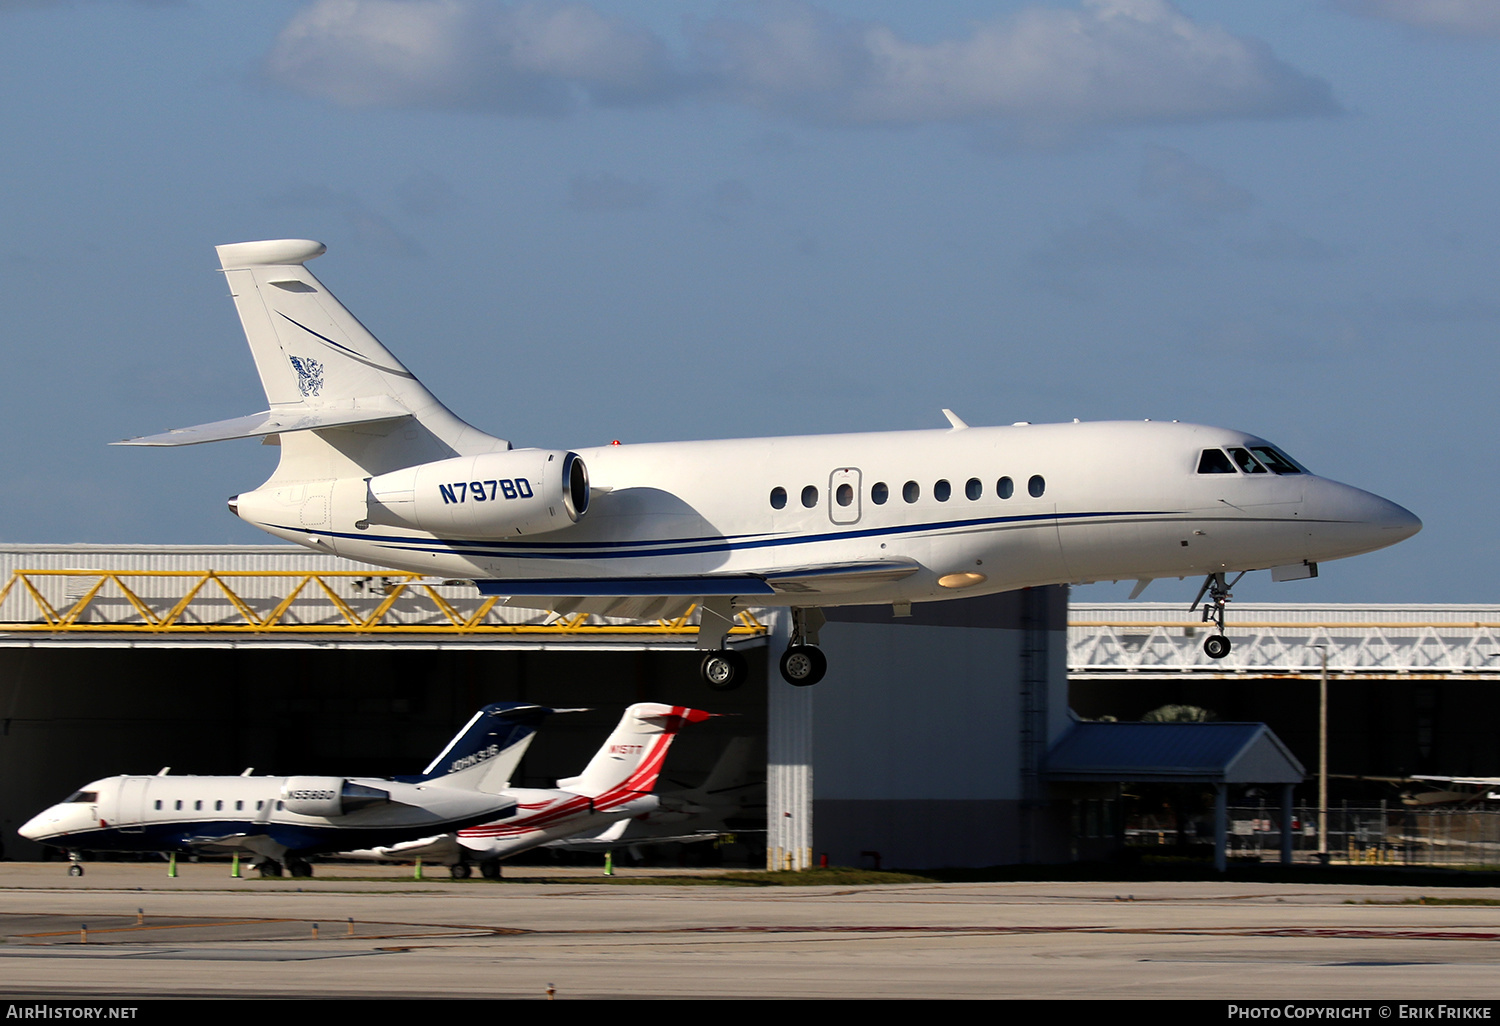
[1227,447,1268,474]
[1197,449,1235,474]
[65,790,98,803]
[1249,446,1304,475]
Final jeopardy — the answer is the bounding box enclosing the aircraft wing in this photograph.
[339,835,463,862]
[1411,775,1500,787]
[114,399,411,446]
[476,560,920,600]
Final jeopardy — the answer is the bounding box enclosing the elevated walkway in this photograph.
[1070,602,1500,680]
[0,545,766,650]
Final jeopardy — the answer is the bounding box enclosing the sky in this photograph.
[0,0,1495,607]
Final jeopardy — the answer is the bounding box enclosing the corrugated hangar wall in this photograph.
[812,588,1073,869]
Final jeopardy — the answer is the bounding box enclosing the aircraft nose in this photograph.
[18,808,58,842]
[1378,498,1422,543]
[1305,480,1421,560]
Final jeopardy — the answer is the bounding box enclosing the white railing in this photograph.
[1070,604,1500,679]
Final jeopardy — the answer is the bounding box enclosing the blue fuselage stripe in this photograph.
[288,508,1192,562]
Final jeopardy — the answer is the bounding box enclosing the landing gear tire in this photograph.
[450,863,472,880]
[258,861,284,878]
[780,645,827,687]
[480,860,502,880]
[67,864,84,878]
[1204,634,1232,659]
[701,650,747,690]
[287,859,313,878]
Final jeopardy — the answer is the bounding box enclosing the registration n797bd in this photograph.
[121,240,1421,687]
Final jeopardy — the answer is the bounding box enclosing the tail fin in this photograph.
[118,240,507,478]
[416,702,554,793]
[555,703,711,799]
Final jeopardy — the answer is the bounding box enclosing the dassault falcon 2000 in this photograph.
[119,240,1421,688]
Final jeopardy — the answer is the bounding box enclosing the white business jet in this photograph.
[119,240,1421,688]
[348,702,710,878]
[19,702,551,877]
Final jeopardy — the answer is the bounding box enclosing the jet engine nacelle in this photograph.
[365,449,588,537]
[280,777,390,817]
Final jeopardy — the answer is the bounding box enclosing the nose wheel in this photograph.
[1191,571,1243,660]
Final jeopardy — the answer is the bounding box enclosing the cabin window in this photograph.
[1249,446,1304,475]
[770,486,787,510]
[836,483,854,507]
[1028,475,1046,498]
[277,801,285,811]
[236,801,244,812]
[175,800,183,811]
[154,800,162,811]
[934,479,951,502]
[903,481,920,503]
[256,801,264,811]
[1197,449,1235,474]
[997,476,1014,499]
[195,800,202,811]
[966,478,982,500]
[800,485,818,508]
[215,800,223,812]
[871,482,889,504]
[1227,447,1268,474]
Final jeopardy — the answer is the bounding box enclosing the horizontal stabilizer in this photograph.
[114,400,412,447]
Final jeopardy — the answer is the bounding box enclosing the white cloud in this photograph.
[1336,0,1500,38]
[267,0,1337,128]
[691,0,1337,126]
[268,0,679,115]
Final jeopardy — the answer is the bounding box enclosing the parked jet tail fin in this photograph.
[416,702,557,793]
[556,703,711,800]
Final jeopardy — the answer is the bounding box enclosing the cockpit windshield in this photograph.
[1248,446,1305,475]
[1197,445,1306,476]
[64,790,98,804]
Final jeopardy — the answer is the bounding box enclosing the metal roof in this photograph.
[1045,721,1305,784]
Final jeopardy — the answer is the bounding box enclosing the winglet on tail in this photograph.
[555,703,712,799]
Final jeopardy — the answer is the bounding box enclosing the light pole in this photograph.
[1314,643,1329,862]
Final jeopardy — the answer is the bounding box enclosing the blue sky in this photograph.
[1,0,1494,606]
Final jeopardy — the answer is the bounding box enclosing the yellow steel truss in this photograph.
[0,570,765,636]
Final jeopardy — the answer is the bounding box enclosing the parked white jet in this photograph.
[349,702,710,878]
[18,702,552,877]
[120,240,1421,687]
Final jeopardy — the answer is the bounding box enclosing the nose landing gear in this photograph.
[1191,571,1244,660]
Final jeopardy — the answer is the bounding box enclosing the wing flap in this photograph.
[475,561,919,602]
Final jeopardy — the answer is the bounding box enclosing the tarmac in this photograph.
[2,862,1500,1000]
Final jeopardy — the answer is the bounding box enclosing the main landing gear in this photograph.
[1191,571,1244,660]
[779,608,827,687]
[701,650,748,691]
[696,605,830,688]
[66,852,84,877]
